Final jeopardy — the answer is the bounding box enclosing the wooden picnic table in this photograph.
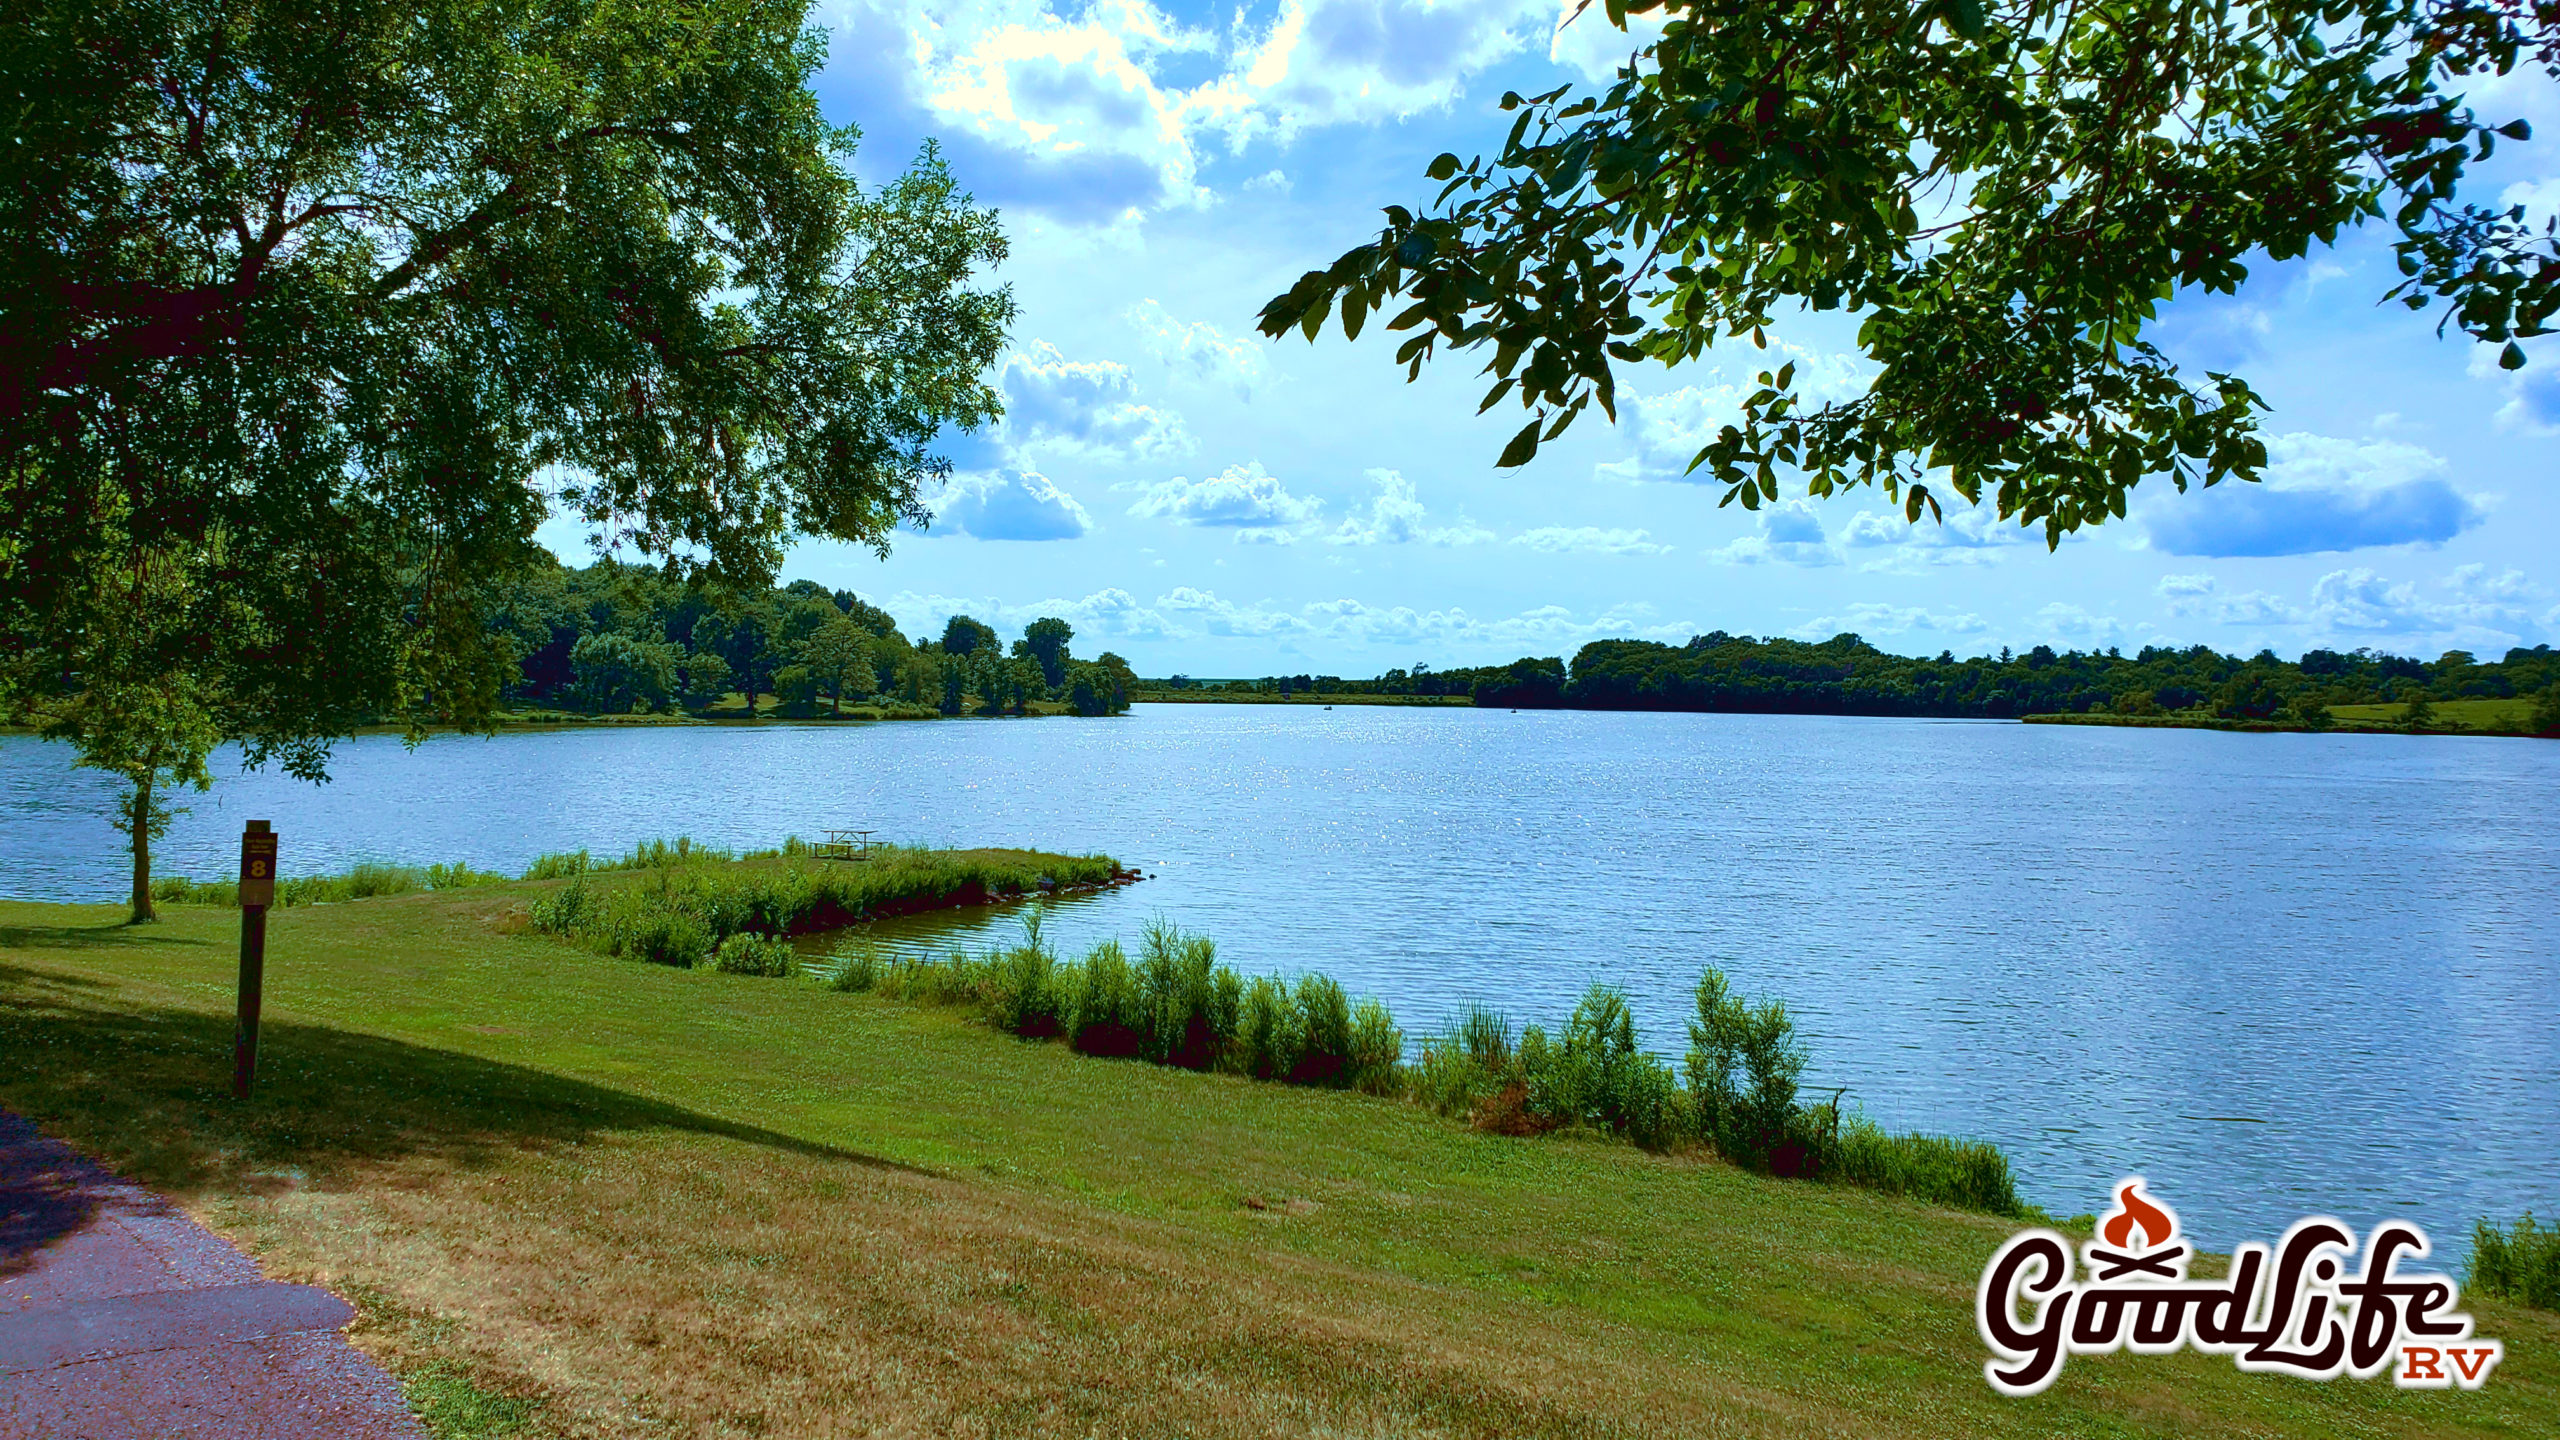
[815,828,878,862]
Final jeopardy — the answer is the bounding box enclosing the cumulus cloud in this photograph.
[2150,568,2550,651]
[1840,504,2043,570]
[1597,345,1875,484]
[1329,469,1493,546]
[1222,0,1554,146]
[1706,500,1839,566]
[928,469,1095,541]
[853,0,1552,220]
[1128,300,1265,397]
[998,341,1193,460]
[1154,589,1691,648]
[1509,525,1670,556]
[2144,432,2483,557]
[1127,461,1324,537]
[1784,604,1989,641]
[2466,333,2560,433]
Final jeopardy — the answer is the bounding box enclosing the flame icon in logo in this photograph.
[2101,1180,2175,1251]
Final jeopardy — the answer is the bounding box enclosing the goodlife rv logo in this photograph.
[1975,1177,2503,1396]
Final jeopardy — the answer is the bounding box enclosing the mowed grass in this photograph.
[1,892,2552,1439]
[2328,697,2541,733]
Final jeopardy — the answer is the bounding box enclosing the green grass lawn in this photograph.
[2,886,2551,1438]
[2028,698,2547,736]
[2327,697,2540,732]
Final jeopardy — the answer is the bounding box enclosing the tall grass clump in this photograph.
[151,859,509,909]
[916,909,1405,1098]
[524,840,1122,970]
[1829,1118,2026,1217]
[520,850,592,881]
[2471,1214,2560,1311]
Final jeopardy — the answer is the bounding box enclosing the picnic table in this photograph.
[815,828,878,862]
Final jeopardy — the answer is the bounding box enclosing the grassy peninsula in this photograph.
[3,865,2553,1437]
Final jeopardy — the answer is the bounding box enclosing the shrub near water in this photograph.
[528,843,1120,971]
[2471,1214,2560,1311]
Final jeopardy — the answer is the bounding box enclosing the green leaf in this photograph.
[1496,418,1543,469]
[1425,153,1462,181]
[2500,341,2527,371]
[1947,0,1986,41]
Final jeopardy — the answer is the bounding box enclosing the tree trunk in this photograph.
[128,774,156,924]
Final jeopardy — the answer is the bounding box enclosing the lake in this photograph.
[5,706,2554,1249]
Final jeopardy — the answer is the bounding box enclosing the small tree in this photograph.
[799,615,872,714]
[39,550,223,923]
[2404,690,2438,731]
[940,614,1000,658]
[677,650,733,712]
[2532,685,2560,739]
[1685,968,1809,1172]
[1019,616,1074,691]
[569,633,674,714]
[54,676,219,925]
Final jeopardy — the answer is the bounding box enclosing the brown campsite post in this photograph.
[234,820,277,1099]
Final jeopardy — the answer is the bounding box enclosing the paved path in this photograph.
[0,1113,426,1440]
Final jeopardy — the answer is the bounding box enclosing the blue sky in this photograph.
[542,0,2560,673]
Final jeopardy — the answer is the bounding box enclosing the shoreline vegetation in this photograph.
[146,838,1136,928]
[148,843,2027,1216]
[1140,634,2560,738]
[5,849,2554,1435]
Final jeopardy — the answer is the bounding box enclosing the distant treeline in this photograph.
[1157,634,2560,724]
[493,561,1132,718]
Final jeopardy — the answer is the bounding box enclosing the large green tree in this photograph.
[3,0,1011,867]
[1261,0,2556,540]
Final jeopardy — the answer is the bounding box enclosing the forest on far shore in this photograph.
[1155,633,2560,731]
[493,561,1132,719]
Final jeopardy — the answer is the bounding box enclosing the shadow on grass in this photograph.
[0,921,215,954]
[0,961,938,1242]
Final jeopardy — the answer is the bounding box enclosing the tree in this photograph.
[1019,616,1075,691]
[2404,689,2438,730]
[1260,1,2556,543]
[695,605,780,716]
[39,552,223,922]
[799,615,872,714]
[3,0,1013,831]
[2530,684,2560,738]
[941,614,1000,658]
[569,633,674,714]
[677,650,733,712]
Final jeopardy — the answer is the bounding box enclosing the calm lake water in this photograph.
[5,706,2554,1248]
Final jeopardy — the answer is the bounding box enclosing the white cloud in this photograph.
[1598,344,1876,485]
[998,341,1192,460]
[928,469,1095,541]
[1510,525,1672,556]
[2466,333,2560,433]
[1127,461,1323,536]
[1220,0,1554,147]
[1128,300,1266,397]
[2143,432,2482,558]
[875,0,1551,218]
[1329,469,1493,546]
[1841,504,2043,570]
[1707,500,1839,567]
[1154,590,1689,649]
[1784,604,1989,641]
[2147,567,2549,652]
[2031,604,2131,647]
[1547,0,1665,81]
